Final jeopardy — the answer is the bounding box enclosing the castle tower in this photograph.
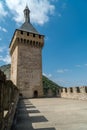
[9,6,44,98]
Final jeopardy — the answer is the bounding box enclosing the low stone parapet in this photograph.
[61,86,87,100]
[0,70,19,130]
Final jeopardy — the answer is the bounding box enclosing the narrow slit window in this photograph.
[21,31,23,34]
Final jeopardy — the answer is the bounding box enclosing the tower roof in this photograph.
[19,5,39,34]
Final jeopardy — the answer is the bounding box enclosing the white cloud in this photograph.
[2,28,7,32]
[75,65,81,68]
[0,48,3,52]
[57,69,64,73]
[5,0,55,25]
[0,48,11,64]
[0,54,11,64]
[0,2,7,18]
[0,47,6,52]
[0,26,8,32]
[57,69,71,73]
[43,73,52,78]
[53,78,70,87]
[43,73,47,76]
[84,64,87,66]
[48,74,52,78]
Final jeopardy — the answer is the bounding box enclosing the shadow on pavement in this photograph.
[11,99,56,130]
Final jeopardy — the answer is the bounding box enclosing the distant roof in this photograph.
[19,5,39,34]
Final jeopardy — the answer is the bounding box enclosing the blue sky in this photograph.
[0,0,87,87]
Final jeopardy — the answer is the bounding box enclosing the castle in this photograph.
[9,6,44,98]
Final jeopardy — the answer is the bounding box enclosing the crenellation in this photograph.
[69,87,73,93]
[79,86,85,93]
[64,88,66,92]
[15,36,44,48]
[85,86,87,93]
[61,86,87,100]
[16,30,44,43]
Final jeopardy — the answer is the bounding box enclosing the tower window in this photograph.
[39,35,41,39]
[21,31,23,34]
[21,38,23,42]
[30,40,32,45]
[33,34,35,37]
[33,41,35,45]
[27,32,29,36]
[27,40,29,43]
[36,41,38,46]
[39,42,41,46]
[24,39,26,43]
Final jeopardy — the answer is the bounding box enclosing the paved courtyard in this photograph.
[15,98,87,130]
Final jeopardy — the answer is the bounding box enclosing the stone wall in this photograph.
[61,86,87,100]
[44,88,61,97]
[10,30,44,98]
[0,70,19,130]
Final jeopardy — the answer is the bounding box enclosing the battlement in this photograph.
[10,29,44,55]
[61,86,87,100]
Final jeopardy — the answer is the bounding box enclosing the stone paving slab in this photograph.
[14,98,87,130]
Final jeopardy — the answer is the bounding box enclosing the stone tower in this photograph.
[9,6,44,98]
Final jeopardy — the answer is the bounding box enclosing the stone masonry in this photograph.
[61,86,87,100]
[0,69,19,130]
[9,6,44,98]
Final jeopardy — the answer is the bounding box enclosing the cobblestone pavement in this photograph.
[14,98,87,130]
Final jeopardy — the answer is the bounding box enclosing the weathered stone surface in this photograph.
[12,98,87,130]
[0,69,19,130]
[10,29,44,98]
[61,86,87,100]
[0,70,6,130]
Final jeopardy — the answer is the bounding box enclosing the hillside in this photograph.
[0,64,60,95]
[0,64,11,80]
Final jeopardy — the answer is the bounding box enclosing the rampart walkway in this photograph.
[12,98,87,130]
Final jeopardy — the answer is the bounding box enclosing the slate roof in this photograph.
[19,22,39,34]
[19,5,39,34]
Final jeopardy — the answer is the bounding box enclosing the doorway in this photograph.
[34,90,38,98]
